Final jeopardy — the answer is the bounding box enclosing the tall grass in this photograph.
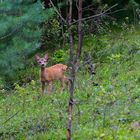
[0,26,140,139]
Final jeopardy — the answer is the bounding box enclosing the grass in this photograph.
[0,26,140,139]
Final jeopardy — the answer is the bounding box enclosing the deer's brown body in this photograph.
[35,54,68,94]
[41,64,67,82]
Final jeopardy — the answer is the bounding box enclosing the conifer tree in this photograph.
[0,0,54,86]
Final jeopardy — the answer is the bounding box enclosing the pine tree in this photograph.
[0,0,54,86]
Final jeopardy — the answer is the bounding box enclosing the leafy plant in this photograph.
[52,49,67,63]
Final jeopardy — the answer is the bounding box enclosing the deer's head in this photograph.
[35,54,48,68]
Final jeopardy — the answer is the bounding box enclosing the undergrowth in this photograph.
[0,26,140,139]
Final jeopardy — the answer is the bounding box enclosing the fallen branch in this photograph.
[1,110,20,125]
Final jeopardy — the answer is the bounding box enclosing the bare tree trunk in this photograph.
[76,0,83,62]
[67,0,75,140]
[67,1,83,140]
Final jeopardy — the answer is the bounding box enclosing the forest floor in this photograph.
[0,26,140,140]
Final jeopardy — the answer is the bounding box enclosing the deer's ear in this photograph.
[35,54,40,61]
[44,53,49,61]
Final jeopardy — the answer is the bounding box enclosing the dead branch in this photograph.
[67,0,74,139]
[49,0,67,24]
[71,3,118,25]
[82,4,95,11]
[1,110,20,125]
[75,0,83,62]
[0,24,23,40]
[67,1,83,139]
[107,8,127,15]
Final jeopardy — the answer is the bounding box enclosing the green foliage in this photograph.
[1,0,140,87]
[0,0,54,86]
[52,49,67,63]
[41,18,62,49]
[0,80,69,139]
[128,0,139,8]
[0,27,140,139]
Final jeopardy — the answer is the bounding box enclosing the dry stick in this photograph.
[67,0,83,139]
[75,0,79,11]
[82,3,95,11]
[76,0,83,62]
[100,8,127,22]
[1,110,20,125]
[71,3,118,25]
[49,0,67,24]
[68,2,117,139]
[107,8,127,15]
[48,1,118,140]
[74,0,82,130]
[67,0,75,140]
[0,2,119,41]
[84,8,127,23]
[49,1,118,26]
[0,24,23,40]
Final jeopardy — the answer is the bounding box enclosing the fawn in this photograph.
[35,53,69,94]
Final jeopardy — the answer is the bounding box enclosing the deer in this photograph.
[35,53,69,95]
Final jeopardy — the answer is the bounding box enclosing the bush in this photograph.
[52,49,68,63]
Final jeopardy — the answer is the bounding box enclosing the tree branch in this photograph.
[1,110,20,125]
[67,1,75,139]
[71,3,118,25]
[49,0,67,24]
[107,8,127,15]
[0,24,23,40]
[76,0,83,61]
[82,4,94,11]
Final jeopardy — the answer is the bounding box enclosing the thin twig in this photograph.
[1,110,20,125]
[84,8,126,23]
[83,8,96,12]
[104,14,116,20]
[0,24,23,40]
[0,20,27,40]
[107,8,127,15]
[71,3,118,25]
[67,0,74,139]
[82,4,94,11]
[49,0,67,24]
[75,0,79,11]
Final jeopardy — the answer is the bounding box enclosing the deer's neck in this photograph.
[41,67,45,71]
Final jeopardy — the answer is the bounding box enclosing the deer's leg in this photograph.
[48,82,53,95]
[64,77,71,91]
[65,78,70,91]
[41,81,45,94]
[60,78,65,92]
